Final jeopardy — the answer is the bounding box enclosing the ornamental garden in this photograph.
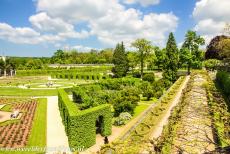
[0,32,229,153]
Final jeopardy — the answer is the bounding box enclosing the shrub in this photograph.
[143,73,155,83]
[204,59,221,71]
[113,112,132,126]
[139,81,154,101]
[216,71,230,98]
[113,87,140,116]
[132,71,141,78]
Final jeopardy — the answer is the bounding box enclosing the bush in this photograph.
[139,81,154,101]
[143,73,155,83]
[113,112,132,126]
[216,71,230,98]
[132,71,141,78]
[204,59,221,71]
[113,87,140,116]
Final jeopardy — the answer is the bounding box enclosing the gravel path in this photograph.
[46,96,70,154]
[172,74,215,153]
[150,75,190,139]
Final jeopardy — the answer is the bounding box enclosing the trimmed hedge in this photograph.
[53,73,108,80]
[58,89,112,149]
[216,71,230,97]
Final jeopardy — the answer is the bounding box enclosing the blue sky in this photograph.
[0,0,229,57]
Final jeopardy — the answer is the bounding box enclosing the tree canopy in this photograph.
[131,38,153,79]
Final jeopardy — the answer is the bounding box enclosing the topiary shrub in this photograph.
[143,73,155,83]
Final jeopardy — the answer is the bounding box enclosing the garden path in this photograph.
[172,74,215,153]
[150,75,190,139]
[46,96,70,154]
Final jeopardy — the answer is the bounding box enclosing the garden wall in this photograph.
[58,89,112,149]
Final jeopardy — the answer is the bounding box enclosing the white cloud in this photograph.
[123,0,160,7]
[192,0,230,44]
[72,45,99,51]
[0,22,63,44]
[29,12,74,33]
[0,0,178,47]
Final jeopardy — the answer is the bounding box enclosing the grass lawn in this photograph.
[132,103,150,119]
[0,87,57,96]
[0,98,47,154]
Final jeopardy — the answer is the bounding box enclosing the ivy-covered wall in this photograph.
[58,89,112,149]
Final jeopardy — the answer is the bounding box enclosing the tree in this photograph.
[131,38,152,79]
[155,47,166,69]
[180,30,205,74]
[163,33,179,83]
[51,50,65,64]
[127,52,138,73]
[205,35,228,60]
[218,38,230,63]
[112,42,129,78]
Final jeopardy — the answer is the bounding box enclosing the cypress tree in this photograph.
[163,32,179,83]
[112,42,129,78]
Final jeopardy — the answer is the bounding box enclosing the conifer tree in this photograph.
[112,42,129,77]
[163,33,179,83]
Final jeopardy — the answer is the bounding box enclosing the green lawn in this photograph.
[0,104,12,112]
[0,87,57,96]
[27,98,47,149]
[133,103,150,119]
[0,98,47,154]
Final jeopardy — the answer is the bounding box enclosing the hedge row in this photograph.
[52,73,109,80]
[207,72,230,147]
[216,71,230,97]
[58,89,112,149]
[16,67,111,76]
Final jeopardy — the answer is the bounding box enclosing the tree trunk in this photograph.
[187,63,191,75]
[141,58,144,80]
[4,69,6,76]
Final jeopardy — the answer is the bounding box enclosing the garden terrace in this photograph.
[155,72,218,153]
[100,76,186,153]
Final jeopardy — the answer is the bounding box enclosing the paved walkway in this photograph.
[150,75,190,139]
[46,96,70,154]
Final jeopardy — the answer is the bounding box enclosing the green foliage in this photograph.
[206,72,230,147]
[112,42,129,78]
[131,38,153,79]
[139,81,154,101]
[113,112,132,126]
[204,59,221,71]
[180,30,205,73]
[113,87,140,116]
[143,73,155,83]
[163,33,179,84]
[154,47,166,69]
[58,89,112,149]
[216,71,230,97]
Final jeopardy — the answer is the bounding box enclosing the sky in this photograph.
[0,0,229,57]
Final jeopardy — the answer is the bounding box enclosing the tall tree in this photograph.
[112,42,129,78]
[180,30,205,74]
[155,47,166,69]
[131,38,152,79]
[163,33,179,83]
